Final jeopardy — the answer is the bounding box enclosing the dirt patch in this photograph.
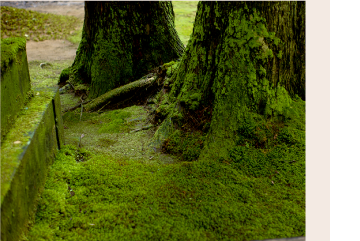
[26,39,79,62]
[27,2,84,19]
[2,1,85,62]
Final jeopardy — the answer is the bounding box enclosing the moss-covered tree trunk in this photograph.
[154,1,305,160]
[69,1,184,98]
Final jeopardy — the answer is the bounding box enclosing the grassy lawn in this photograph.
[0,6,82,43]
[172,1,199,46]
[1,2,198,46]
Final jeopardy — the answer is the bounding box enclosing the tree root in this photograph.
[62,100,91,113]
[84,73,161,112]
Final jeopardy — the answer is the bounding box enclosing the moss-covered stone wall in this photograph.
[1,85,64,240]
[1,37,31,142]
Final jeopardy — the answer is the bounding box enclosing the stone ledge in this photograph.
[1,37,31,142]
[1,87,64,241]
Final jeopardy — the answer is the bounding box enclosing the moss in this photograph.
[180,91,202,111]
[1,37,27,70]
[97,110,132,134]
[97,138,118,148]
[62,105,173,163]
[15,3,305,240]
[1,51,66,239]
[162,60,181,78]
[156,2,304,161]
[60,93,79,111]
[163,129,205,162]
[1,6,82,44]
[26,142,304,240]
[1,88,56,202]
[88,37,133,98]
[59,67,70,83]
[1,37,31,142]
[28,60,73,89]
[73,83,90,97]
[162,61,176,69]
[84,73,158,112]
[155,103,172,121]
[1,87,64,241]
[24,81,304,241]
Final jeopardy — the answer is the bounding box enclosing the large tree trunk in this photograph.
[252,2,306,100]
[153,1,305,160]
[69,1,184,98]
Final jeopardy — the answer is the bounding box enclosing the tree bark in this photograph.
[153,1,305,160]
[250,2,306,100]
[69,1,184,98]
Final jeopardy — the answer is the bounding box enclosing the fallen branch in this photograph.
[84,73,160,112]
[62,100,91,113]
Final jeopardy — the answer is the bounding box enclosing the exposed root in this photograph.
[84,70,166,112]
[62,100,91,113]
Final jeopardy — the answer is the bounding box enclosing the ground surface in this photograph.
[1,2,305,240]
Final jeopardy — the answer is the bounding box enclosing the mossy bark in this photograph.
[156,2,305,160]
[69,1,184,98]
[251,1,306,100]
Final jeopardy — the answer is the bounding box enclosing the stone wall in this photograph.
[1,37,31,142]
[1,37,64,241]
